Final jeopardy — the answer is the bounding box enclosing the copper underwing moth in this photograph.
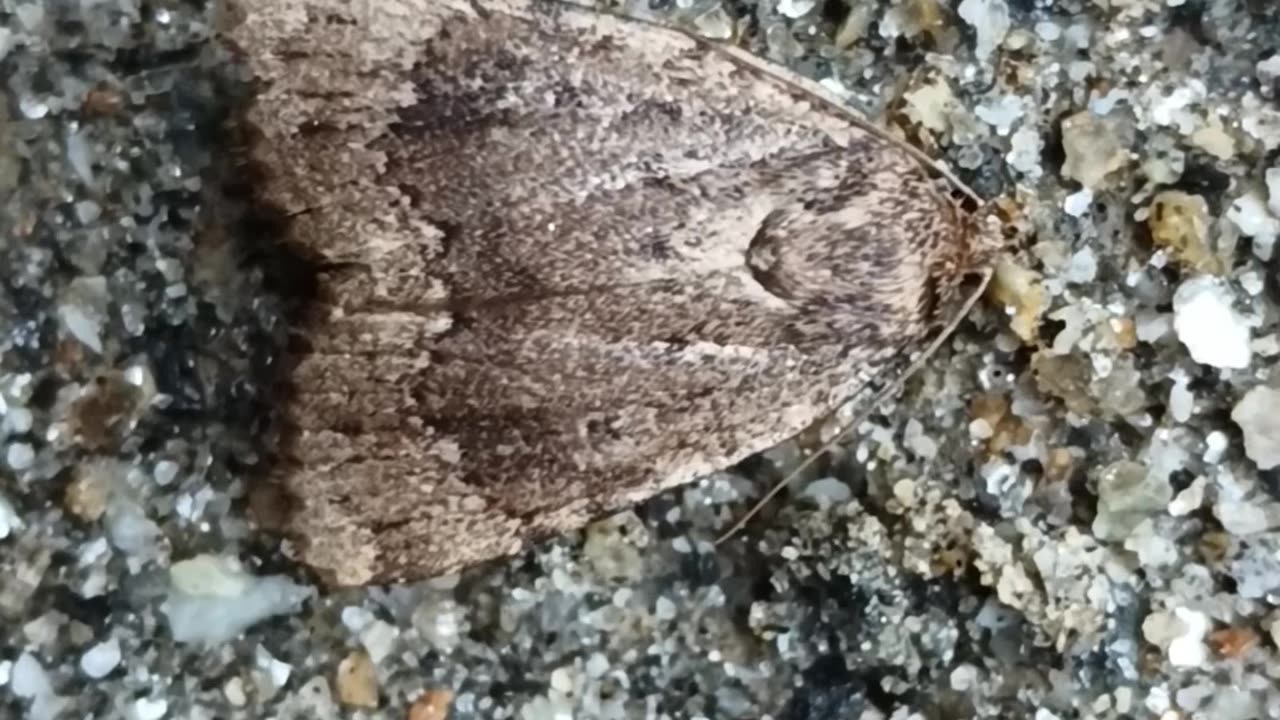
[225,0,1004,586]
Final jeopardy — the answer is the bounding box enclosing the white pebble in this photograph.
[1007,126,1043,176]
[65,130,94,184]
[152,460,180,486]
[1267,166,1280,216]
[585,653,610,679]
[903,418,938,459]
[974,95,1024,136]
[1143,608,1209,668]
[969,418,993,440]
[58,302,104,354]
[79,639,121,679]
[1172,277,1251,369]
[162,555,314,644]
[958,0,1011,60]
[340,605,374,632]
[1254,335,1280,357]
[106,498,163,557]
[1135,312,1172,343]
[1202,431,1228,464]
[134,697,168,720]
[1227,192,1280,260]
[19,96,49,119]
[1064,189,1093,217]
[1168,374,1194,422]
[224,678,247,706]
[775,0,816,18]
[255,646,293,689]
[5,442,34,471]
[0,493,21,539]
[11,652,66,720]
[75,200,101,224]
[1064,248,1097,283]
[1215,499,1272,535]
[1232,386,1280,469]
[11,652,50,699]
[4,407,33,434]
[1034,21,1061,41]
[654,596,677,621]
[893,478,918,507]
[360,620,399,664]
[1168,477,1206,517]
[1125,521,1177,567]
[801,477,851,506]
[549,666,575,694]
[1167,608,1210,667]
[1240,270,1265,296]
[950,664,979,691]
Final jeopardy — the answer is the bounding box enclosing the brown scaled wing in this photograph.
[227,0,982,586]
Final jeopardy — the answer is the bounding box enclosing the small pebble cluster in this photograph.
[1,0,1278,719]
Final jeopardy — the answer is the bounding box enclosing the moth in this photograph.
[225,0,1001,586]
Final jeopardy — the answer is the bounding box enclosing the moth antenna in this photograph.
[715,265,995,545]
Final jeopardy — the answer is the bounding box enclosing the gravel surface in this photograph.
[2,0,1279,718]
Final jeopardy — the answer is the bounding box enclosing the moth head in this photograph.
[919,196,1010,331]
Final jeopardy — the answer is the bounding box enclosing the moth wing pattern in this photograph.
[227,0,988,585]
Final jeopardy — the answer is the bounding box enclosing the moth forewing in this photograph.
[228,0,998,586]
